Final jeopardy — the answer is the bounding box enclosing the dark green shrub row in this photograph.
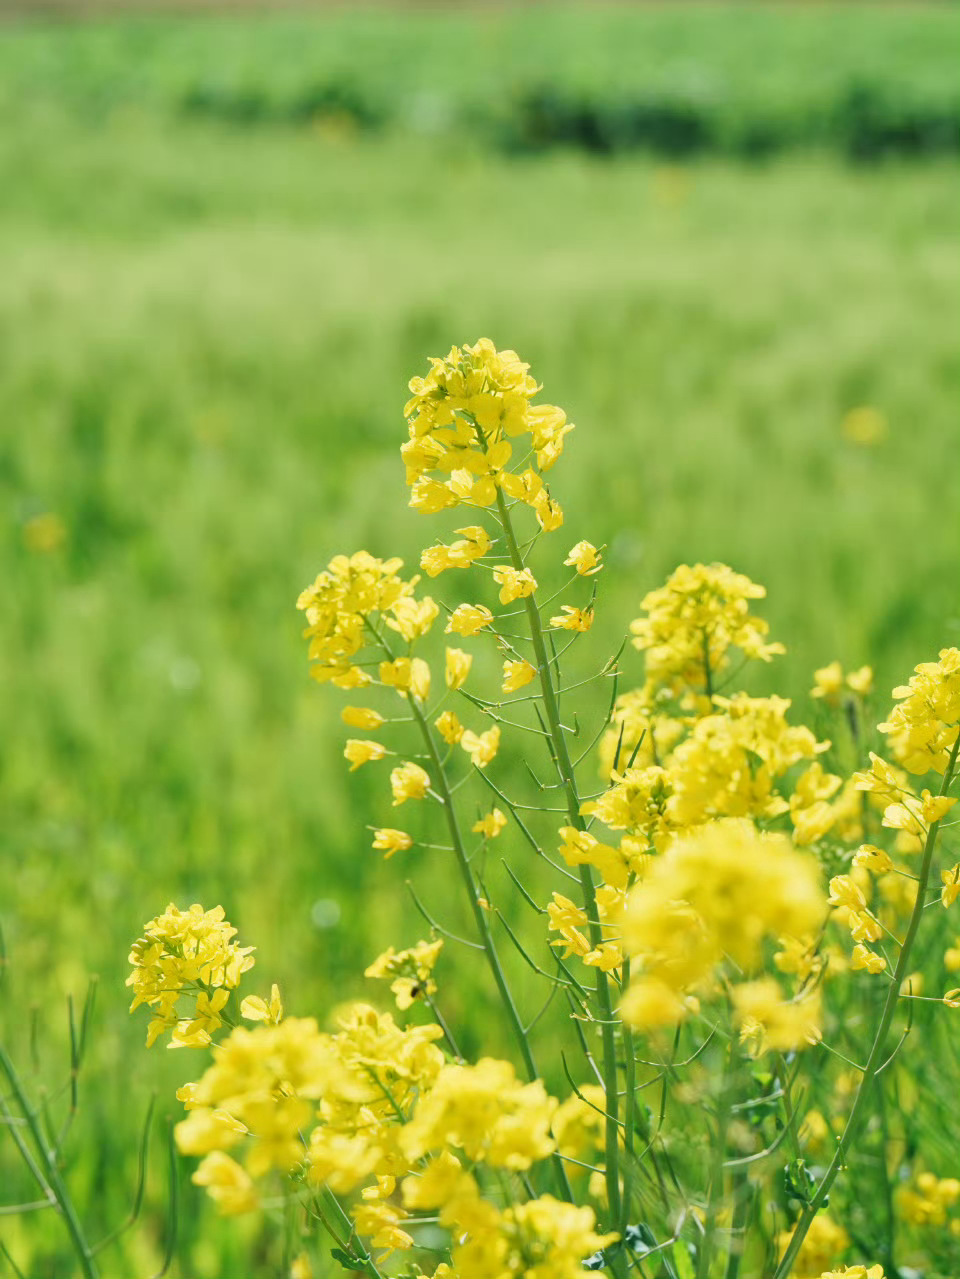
[3,6,959,161]
[495,83,960,160]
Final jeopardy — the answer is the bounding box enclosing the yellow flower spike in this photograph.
[877,646,960,775]
[127,903,255,1047]
[502,659,536,692]
[445,604,494,637]
[402,340,573,518]
[290,1255,313,1279]
[390,762,431,805]
[472,808,507,839]
[371,827,413,858]
[445,646,473,689]
[564,540,602,576]
[344,739,388,772]
[630,563,784,696]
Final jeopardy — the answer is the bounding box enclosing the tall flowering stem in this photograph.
[494,487,625,1236]
[369,617,575,1203]
[774,730,960,1279]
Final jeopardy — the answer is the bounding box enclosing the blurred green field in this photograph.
[2,3,959,158]
[2,4,959,1276]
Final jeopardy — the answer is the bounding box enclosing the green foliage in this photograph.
[1,4,958,159]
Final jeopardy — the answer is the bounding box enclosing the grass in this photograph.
[1,9,959,1275]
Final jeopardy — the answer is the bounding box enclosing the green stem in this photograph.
[697,1038,735,1279]
[0,1042,98,1279]
[774,732,960,1279]
[495,489,625,1257]
[407,695,574,1204]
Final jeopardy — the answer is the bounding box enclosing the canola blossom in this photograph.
[126,342,960,1279]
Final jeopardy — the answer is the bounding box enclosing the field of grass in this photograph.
[1,5,959,1275]
[2,3,959,157]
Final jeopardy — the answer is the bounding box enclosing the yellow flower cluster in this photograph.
[878,646,960,775]
[620,819,826,1040]
[780,1212,849,1279]
[130,902,616,1278]
[819,1267,884,1279]
[629,562,785,696]
[126,903,255,1048]
[402,339,570,528]
[811,660,874,704]
[365,938,444,1010]
[298,551,436,687]
[896,1171,960,1229]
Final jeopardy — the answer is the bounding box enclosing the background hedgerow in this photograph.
[1,4,959,1276]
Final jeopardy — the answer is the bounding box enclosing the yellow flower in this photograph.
[390,762,431,805]
[821,1265,885,1278]
[493,565,538,604]
[386,595,440,641]
[852,844,893,874]
[366,938,443,1010]
[192,1152,259,1216]
[344,739,387,771]
[850,944,886,974]
[420,526,493,577]
[846,665,874,695]
[564,540,602,575]
[472,809,507,839]
[400,1057,557,1169]
[341,706,385,730]
[241,983,284,1025]
[841,404,888,445]
[372,827,412,858]
[23,511,67,553]
[811,660,844,703]
[127,903,255,1048]
[298,551,419,687]
[942,864,960,908]
[621,820,826,1031]
[922,791,957,824]
[630,562,784,695]
[445,647,473,689]
[502,659,536,692]
[549,605,594,632]
[403,340,573,518]
[460,726,501,768]
[877,647,960,775]
[435,710,465,745]
[446,604,494,637]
